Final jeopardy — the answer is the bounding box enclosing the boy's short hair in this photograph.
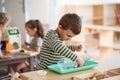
[59,13,82,35]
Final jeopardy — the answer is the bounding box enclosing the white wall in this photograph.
[25,0,50,24]
[62,0,120,5]
[0,0,26,44]
[25,0,120,32]
[25,0,51,42]
[0,0,4,12]
[25,0,120,29]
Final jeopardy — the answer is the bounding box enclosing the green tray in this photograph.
[47,60,98,74]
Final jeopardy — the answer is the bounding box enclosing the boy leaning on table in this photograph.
[37,13,84,70]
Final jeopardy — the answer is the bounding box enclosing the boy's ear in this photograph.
[58,25,62,31]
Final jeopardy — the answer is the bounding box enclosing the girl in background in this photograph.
[0,12,12,77]
[0,12,12,59]
[16,20,44,72]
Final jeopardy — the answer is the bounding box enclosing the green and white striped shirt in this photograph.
[37,30,77,70]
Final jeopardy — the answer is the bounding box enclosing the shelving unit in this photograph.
[65,3,120,58]
[84,25,120,55]
[65,4,120,25]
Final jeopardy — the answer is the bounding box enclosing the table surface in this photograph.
[0,51,38,72]
[0,52,31,65]
[21,53,120,80]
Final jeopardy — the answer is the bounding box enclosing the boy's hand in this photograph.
[73,45,82,51]
[76,57,84,67]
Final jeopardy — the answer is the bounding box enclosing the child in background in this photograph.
[0,12,12,77]
[37,13,84,70]
[16,20,44,72]
[0,12,12,59]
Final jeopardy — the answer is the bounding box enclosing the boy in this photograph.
[37,13,84,70]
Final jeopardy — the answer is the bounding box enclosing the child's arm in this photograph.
[22,41,30,50]
[0,51,2,57]
[22,41,29,49]
[73,45,82,51]
[67,45,82,52]
[0,50,12,59]
[22,44,28,50]
[48,40,84,66]
[24,41,30,45]
[67,45,75,51]
[48,39,79,61]
[25,46,40,53]
[23,38,42,53]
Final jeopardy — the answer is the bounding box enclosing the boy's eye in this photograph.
[67,34,72,37]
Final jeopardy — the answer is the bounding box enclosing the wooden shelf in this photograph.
[84,25,120,32]
[86,16,119,21]
[114,41,120,49]
[96,42,120,50]
[65,3,120,56]
[84,24,120,47]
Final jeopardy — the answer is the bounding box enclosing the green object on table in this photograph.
[47,60,99,74]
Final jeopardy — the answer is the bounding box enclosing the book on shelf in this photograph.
[114,8,120,26]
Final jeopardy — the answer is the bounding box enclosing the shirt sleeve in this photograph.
[37,38,43,47]
[47,38,77,61]
[67,45,75,51]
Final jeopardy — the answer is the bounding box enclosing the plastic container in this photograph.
[47,60,98,74]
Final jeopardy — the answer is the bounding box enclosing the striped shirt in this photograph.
[37,30,77,70]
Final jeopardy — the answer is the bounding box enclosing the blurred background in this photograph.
[0,0,120,59]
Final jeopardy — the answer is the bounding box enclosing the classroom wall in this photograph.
[25,0,50,25]
[1,0,120,43]
[0,0,3,12]
[0,0,26,44]
[5,0,26,44]
[25,0,52,42]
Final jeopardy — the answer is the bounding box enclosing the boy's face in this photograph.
[58,25,76,40]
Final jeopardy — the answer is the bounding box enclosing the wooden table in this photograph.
[21,53,120,80]
[0,51,38,73]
